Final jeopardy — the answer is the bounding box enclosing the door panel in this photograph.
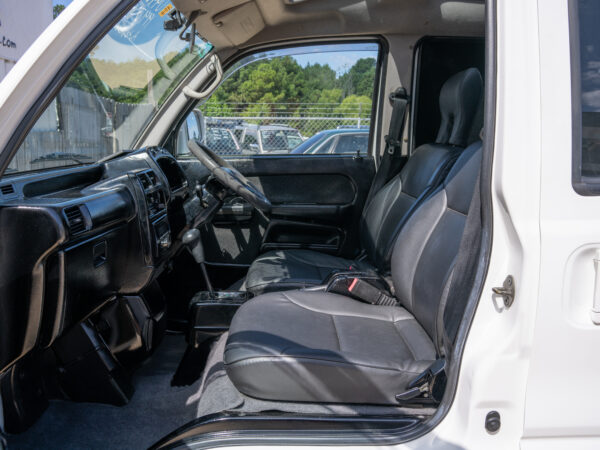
[246,174,355,205]
[261,220,344,254]
[179,155,374,265]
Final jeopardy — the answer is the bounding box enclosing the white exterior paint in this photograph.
[0,0,52,81]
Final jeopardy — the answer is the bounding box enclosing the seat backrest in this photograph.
[360,68,482,270]
[390,141,482,347]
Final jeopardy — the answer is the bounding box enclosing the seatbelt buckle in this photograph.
[396,359,446,404]
[346,277,398,306]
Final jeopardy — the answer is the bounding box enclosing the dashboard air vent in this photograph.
[137,170,157,191]
[0,184,15,196]
[63,206,87,235]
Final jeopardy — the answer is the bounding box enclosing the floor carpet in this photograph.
[8,334,202,450]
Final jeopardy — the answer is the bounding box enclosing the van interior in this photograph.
[0,0,489,448]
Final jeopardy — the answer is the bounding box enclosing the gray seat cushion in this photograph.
[225,290,436,404]
[244,249,375,294]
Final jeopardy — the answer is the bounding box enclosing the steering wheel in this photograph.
[187,140,272,213]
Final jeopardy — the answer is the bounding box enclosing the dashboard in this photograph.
[0,147,194,373]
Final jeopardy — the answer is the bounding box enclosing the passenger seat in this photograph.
[244,68,482,294]
[224,140,483,404]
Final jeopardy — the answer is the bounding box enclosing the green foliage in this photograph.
[335,95,372,118]
[203,96,234,116]
[65,50,376,118]
[338,58,377,98]
[53,4,65,19]
[202,56,376,117]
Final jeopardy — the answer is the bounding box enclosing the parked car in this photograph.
[176,111,246,156]
[236,124,304,154]
[204,127,242,154]
[290,128,369,155]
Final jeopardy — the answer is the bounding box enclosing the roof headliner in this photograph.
[172,0,485,54]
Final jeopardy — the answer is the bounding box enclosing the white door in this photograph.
[523,0,600,446]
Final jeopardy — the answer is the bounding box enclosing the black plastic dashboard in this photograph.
[0,147,191,373]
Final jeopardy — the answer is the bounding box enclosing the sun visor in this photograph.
[210,1,265,47]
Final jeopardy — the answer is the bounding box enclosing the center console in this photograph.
[188,291,253,346]
[135,169,172,261]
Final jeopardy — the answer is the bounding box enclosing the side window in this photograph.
[313,137,336,154]
[572,0,600,193]
[176,123,189,157]
[176,43,380,158]
[186,114,201,141]
[333,134,369,154]
[242,134,258,152]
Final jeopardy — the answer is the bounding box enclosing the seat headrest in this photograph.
[435,68,483,148]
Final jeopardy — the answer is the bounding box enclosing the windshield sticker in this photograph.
[159,4,174,17]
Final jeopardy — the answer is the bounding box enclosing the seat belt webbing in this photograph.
[365,87,410,205]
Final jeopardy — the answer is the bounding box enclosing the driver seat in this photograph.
[244,68,482,294]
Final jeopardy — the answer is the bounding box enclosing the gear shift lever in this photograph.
[182,228,214,296]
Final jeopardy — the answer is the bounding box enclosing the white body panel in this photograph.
[522,0,600,445]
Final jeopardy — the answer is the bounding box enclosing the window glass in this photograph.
[176,123,189,157]
[260,129,302,153]
[186,113,201,141]
[573,0,600,192]
[206,128,239,153]
[333,133,369,154]
[6,0,212,174]
[176,43,379,158]
[313,137,336,154]
[243,134,258,147]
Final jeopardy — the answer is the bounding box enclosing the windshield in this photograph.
[260,129,303,151]
[7,0,212,174]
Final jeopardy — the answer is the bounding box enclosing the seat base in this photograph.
[245,249,374,294]
[224,290,436,405]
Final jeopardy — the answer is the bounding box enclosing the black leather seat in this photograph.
[245,68,482,294]
[225,141,483,404]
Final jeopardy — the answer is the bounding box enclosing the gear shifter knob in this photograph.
[182,228,205,264]
[182,228,200,245]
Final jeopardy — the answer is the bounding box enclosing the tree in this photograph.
[335,95,372,119]
[299,63,337,103]
[199,55,377,119]
[53,4,65,19]
[337,57,376,97]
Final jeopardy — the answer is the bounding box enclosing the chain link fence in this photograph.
[196,102,371,156]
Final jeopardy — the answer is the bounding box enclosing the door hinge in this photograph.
[492,275,515,308]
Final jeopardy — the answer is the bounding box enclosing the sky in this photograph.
[293,52,376,76]
[53,0,72,7]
